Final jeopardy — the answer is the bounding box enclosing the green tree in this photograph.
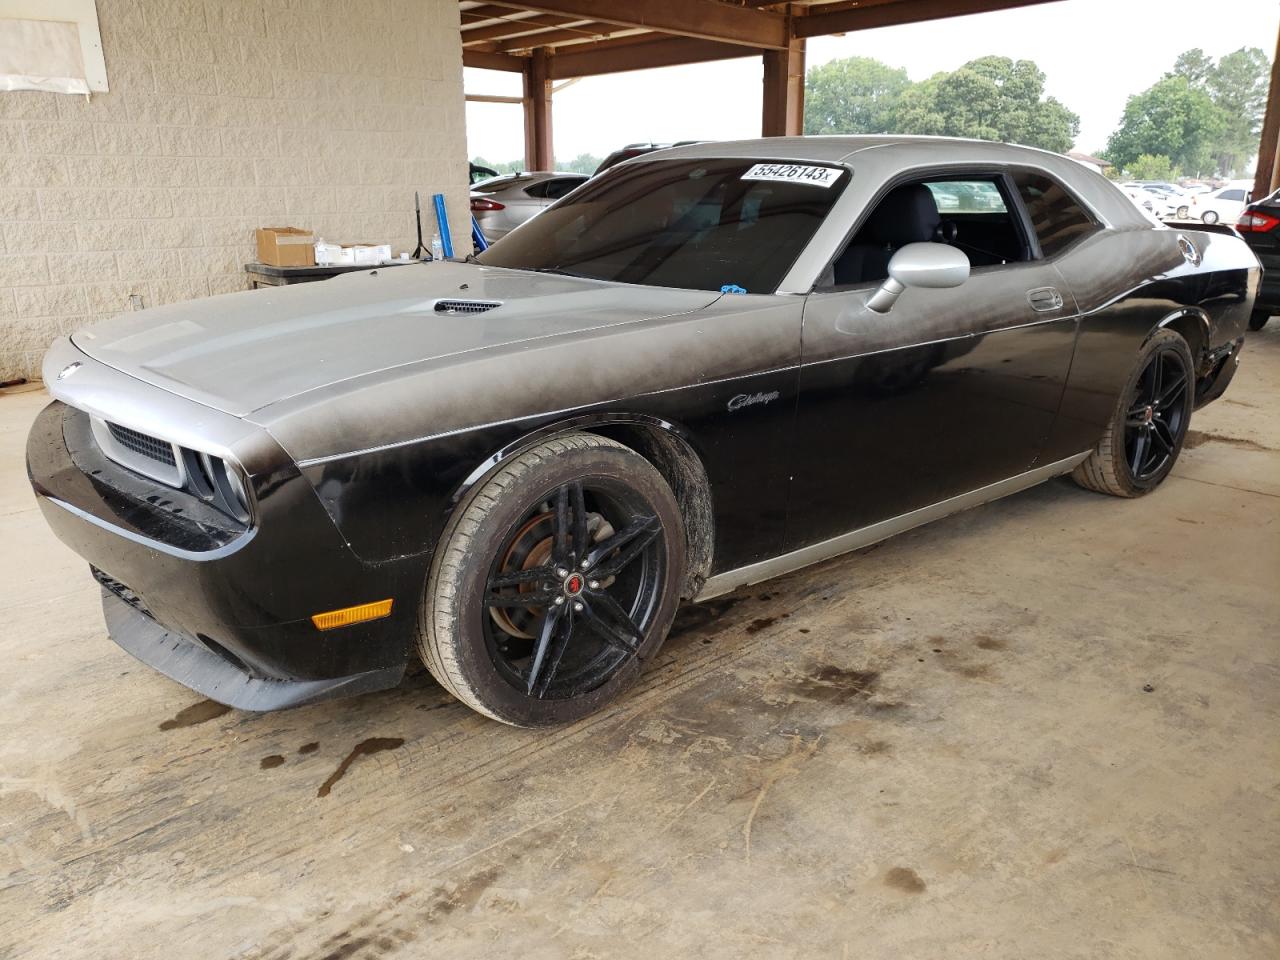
[1127,154,1178,181]
[893,56,1079,152]
[1205,47,1271,176]
[555,153,603,174]
[1103,75,1223,176]
[803,56,911,135]
[1171,48,1214,86]
[471,156,524,175]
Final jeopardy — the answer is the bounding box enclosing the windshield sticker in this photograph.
[720,283,747,294]
[741,163,841,188]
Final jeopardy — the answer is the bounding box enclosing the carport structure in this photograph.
[459,0,1280,198]
[459,0,1065,169]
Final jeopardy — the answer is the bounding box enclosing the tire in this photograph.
[418,433,686,726]
[1176,205,1190,219]
[1201,210,1219,225]
[1249,310,1271,332]
[1071,329,1195,498]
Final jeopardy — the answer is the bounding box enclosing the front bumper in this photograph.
[27,400,424,710]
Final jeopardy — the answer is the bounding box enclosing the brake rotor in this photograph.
[488,507,614,640]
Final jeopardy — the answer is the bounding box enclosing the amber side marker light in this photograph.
[311,599,394,631]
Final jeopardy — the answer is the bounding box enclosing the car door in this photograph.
[784,170,1084,550]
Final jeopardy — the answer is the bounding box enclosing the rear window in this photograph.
[477,158,849,293]
[1013,171,1099,257]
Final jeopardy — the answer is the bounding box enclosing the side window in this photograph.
[1012,171,1100,257]
[827,174,1027,287]
[1221,189,1245,202]
[523,181,551,199]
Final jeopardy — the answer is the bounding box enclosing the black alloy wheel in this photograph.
[1123,347,1190,482]
[1072,329,1195,498]
[418,433,686,726]
[483,479,665,700]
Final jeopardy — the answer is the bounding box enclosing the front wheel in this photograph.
[1201,210,1219,225]
[1249,310,1271,331]
[418,433,686,726]
[1072,329,1194,498]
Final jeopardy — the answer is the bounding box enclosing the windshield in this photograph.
[476,158,849,293]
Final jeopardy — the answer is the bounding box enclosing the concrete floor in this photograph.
[1,327,1278,960]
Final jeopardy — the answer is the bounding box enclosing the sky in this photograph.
[463,0,1279,165]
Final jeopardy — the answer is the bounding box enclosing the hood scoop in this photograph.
[433,298,502,315]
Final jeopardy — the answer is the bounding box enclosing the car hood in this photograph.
[70,263,721,417]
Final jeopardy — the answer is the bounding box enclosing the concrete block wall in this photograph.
[0,0,469,381]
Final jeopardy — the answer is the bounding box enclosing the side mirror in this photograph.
[866,242,970,314]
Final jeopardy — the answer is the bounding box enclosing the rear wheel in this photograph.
[1072,329,1194,498]
[1249,310,1271,332]
[418,433,685,726]
[1176,204,1190,219]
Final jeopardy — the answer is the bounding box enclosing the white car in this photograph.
[1192,182,1253,225]
[1116,182,1165,222]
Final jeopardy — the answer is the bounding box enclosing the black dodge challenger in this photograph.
[27,137,1259,726]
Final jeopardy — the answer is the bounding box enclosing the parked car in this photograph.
[1192,182,1253,225]
[1237,188,1280,330]
[1116,181,1164,221]
[469,162,499,185]
[28,137,1259,726]
[470,171,589,241]
[594,141,703,175]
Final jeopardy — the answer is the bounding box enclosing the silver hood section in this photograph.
[69,263,721,417]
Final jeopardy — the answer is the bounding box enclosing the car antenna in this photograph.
[411,190,427,260]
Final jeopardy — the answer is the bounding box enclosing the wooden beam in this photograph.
[1253,24,1280,198]
[463,48,528,71]
[466,93,523,104]
[462,13,580,44]
[483,0,788,49]
[523,47,554,169]
[496,23,627,51]
[762,36,804,137]
[793,0,1062,38]
[548,34,753,79]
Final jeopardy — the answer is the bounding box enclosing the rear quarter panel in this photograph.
[1041,226,1258,462]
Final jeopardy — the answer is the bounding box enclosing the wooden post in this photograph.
[761,35,805,137]
[523,48,553,171]
[1253,25,1280,199]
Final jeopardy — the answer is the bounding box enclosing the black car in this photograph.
[28,137,1258,727]
[594,141,703,175]
[1237,189,1280,330]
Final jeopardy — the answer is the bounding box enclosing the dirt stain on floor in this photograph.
[884,866,926,893]
[1183,430,1273,452]
[791,665,881,704]
[746,616,778,634]
[298,741,320,755]
[158,699,231,731]
[317,737,405,798]
[260,755,285,770]
[975,635,1008,651]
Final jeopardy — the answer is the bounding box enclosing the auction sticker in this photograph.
[741,163,842,187]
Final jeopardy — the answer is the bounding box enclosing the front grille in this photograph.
[107,422,176,467]
[433,299,502,315]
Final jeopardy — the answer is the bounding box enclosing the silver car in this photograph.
[470,172,588,241]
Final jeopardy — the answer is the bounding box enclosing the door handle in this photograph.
[1027,287,1064,312]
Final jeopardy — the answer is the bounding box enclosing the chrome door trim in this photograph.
[693,451,1090,601]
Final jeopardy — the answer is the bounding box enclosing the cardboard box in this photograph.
[256,226,315,267]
